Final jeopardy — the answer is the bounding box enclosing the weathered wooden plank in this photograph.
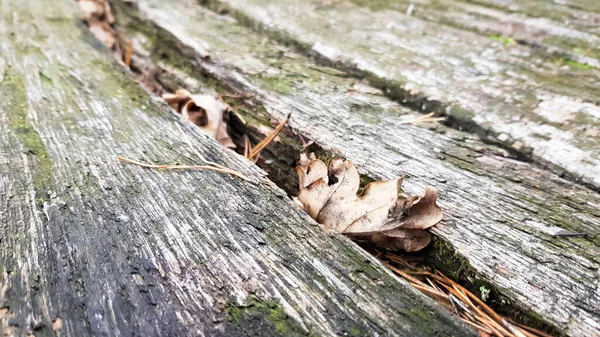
[112,0,600,336]
[0,0,476,336]
[465,0,600,26]
[206,0,600,192]
[346,0,600,69]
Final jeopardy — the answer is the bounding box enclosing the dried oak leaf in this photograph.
[296,157,442,252]
[78,0,117,50]
[163,89,236,149]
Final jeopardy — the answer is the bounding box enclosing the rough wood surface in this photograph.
[207,0,600,192]
[465,0,600,31]
[112,0,600,336]
[345,0,600,69]
[0,1,477,336]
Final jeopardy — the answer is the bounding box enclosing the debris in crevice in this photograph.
[296,153,442,252]
[400,112,446,125]
[246,113,291,162]
[77,0,121,59]
[163,89,237,149]
[377,252,553,337]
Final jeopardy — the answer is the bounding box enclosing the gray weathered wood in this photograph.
[345,0,600,69]
[112,0,600,336]
[206,0,600,192]
[465,0,600,28]
[0,0,477,336]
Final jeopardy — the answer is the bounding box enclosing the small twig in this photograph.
[400,112,446,125]
[116,156,250,181]
[248,113,291,160]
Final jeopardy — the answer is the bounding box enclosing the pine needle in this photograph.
[243,135,251,159]
[116,156,250,181]
[379,253,550,337]
[247,113,291,160]
[400,112,445,125]
[123,41,132,68]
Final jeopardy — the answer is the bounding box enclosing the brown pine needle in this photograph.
[116,156,250,181]
[380,256,548,337]
[384,263,423,285]
[409,282,450,299]
[243,135,251,158]
[400,112,445,125]
[248,113,291,160]
[460,317,493,334]
[123,41,132,68]
[384,253,417,270]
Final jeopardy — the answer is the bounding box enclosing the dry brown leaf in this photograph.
[299,152,316,169]
[296,154,442,252]
[52,317,63,331]
[88,22,117,49]
[162,89,236,149]
[77,0,118,50]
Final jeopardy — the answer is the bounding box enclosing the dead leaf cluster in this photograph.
[163,89,236,149]
[77,0,118,52]
[163,89,290,163]
[296,153,442,252]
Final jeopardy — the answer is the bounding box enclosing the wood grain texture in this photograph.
[0,0,476,336]
[112,0,600,335]
[206,0,600,192]
[464,0,600,29]
[344,0,600,69]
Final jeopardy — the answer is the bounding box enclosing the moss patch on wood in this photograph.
[225,296,314,337]
[2,69,53,205]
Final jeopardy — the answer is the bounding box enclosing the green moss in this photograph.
[3,69,53,205]
[489,35,514,45]
[38,71,53,85]
[543,36,600,64]
[564,59,592,69]
[257,75,295,95]
[479,286,491,302]
[226,296,313,336]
